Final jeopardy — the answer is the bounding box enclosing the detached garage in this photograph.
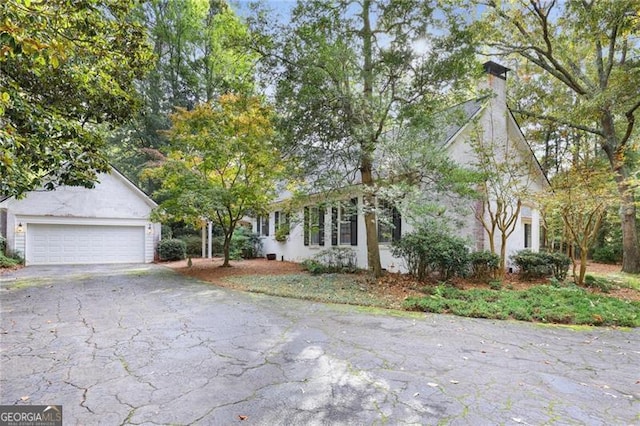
[0,168,160,266]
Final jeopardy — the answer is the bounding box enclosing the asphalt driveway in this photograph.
[1,264,638,425]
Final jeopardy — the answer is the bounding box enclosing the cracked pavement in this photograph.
[1,264,638,425]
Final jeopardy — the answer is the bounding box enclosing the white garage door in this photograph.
[26,224,145,265]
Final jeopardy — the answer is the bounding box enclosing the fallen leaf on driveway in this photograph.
[20,396,29,401]
[449,380,459,384]
[238,415,248,421]
[427,382,438,387]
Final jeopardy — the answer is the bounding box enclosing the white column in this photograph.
[207,221,213,259]
[201,224,206,258]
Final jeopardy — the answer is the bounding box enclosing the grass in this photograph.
[589,271,640,291]
[222,273,640,327]
[404,284,640,327]
[222,273,399,308]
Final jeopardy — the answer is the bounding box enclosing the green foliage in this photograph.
[0,253,19,268]
[107,0,256,194]
[469,250,500,280]
[583,275,613,293]
[178,235,203,257]
[146,94,283,266]
[592,246,622,265]
[391,226,470,281]
[404,285,640,327]
[479,0,640,273]
[301,247,358,275]
[0,235,6,253]
[255,0,478,275]
[0,0,153,197]
[230,227,261,260]
[510,250,571,281]
[591,216,623,264]
[158,239,187,261]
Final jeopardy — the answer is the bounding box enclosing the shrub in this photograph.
[510,250,570,280]
[0,235,6,253]
[583,275,613,293]
[591,245,621,264]
[544,251,571,281]
[301,259,328,275]
[391,227,469,281]
[469,250,500,280]
[179,235,203,257]
[231,227,261,259]
[0,253,18,268]
[158,239,187,261]
[301,247,358,274]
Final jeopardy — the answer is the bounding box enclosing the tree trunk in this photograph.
[577,246,588,286]
[361,162,382,277]
[222,232,232,267]
[359,0,382,278]
[601,117,640,273]
[498,233,507,278]
[618,182,640,273]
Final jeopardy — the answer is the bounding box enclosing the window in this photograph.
[331,198,358,246]
[377,200,401,243]
[339,203,353,244]
[274,211,289,240]
[257,214,269,236]
[523,222,532,249]
[304,206,325,246]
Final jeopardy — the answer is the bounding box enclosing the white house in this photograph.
[0,168,161,265]
[254,62,548,272]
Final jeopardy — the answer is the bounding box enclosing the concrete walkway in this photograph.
[1,264,638,425]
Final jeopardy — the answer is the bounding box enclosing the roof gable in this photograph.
[0,167,157,218]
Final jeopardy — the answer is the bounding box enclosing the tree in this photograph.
[145,94,283,266]
[540,162,618,285]
[470,122,540,277]
[479,0,640,273]
[0,0,152,197]
[107,0,257,194]
[253,0,477,277]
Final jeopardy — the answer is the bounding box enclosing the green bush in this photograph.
[469,250,500,279]
[510,250,570,280]
[391,226,469,281]
[158,239,187,261]
[231,227,261,259]
[301,259,329,275]
[0,253,18,268]
[301,247,358,274]
[584,274,613,293]
[592,245,621,264]
[178,235,203,257]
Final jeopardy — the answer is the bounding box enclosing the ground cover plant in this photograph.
[403,284,639,327]
[168,258,640,327]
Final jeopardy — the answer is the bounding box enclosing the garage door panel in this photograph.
[27,224,145,265]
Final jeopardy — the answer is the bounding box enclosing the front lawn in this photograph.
[169,258,640,327]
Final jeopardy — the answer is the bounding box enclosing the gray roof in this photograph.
[439,96,487,147]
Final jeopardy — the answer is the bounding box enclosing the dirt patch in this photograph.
[166,258,640,302]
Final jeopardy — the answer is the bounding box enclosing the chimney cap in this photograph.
[483,61,510,80]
